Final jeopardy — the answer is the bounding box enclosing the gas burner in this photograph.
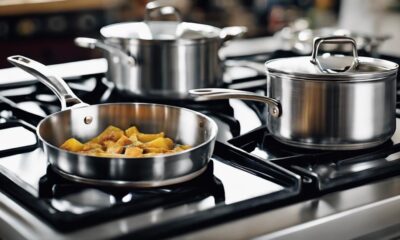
[229,125,400,192]
[36,161,228,223]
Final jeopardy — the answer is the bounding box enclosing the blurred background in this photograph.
[0,0,399,68]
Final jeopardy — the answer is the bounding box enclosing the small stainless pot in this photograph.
[75,2,246,99]
[191,36,399,150]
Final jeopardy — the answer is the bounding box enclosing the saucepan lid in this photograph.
[101,2,225,42]
[266,36,399,81]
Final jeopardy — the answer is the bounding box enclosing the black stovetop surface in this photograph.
[0,50,400,237]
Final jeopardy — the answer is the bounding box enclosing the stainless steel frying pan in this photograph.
[7,55,218,187]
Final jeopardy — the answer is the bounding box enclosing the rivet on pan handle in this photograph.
[189,88,282,118]
[7,55,89,110]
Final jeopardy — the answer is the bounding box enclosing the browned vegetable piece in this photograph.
[82,142,103,151]
[144,137,173,150]
[60,138,84,152]
[125,126,139,137]
[143,147,165,154]
[128,134,143,147]
[91,126,124,144]
[179,145,191,150]
[116,135,132,146]
[106,143,124,154]
[172,145,192,152]
[125,146,143,157]
[137,132,165,142]
[103,140,116,149]
[79,148,105,156]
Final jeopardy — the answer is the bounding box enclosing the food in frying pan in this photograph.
[60,125,191,158]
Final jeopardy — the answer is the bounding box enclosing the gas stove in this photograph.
[0,47,399,239]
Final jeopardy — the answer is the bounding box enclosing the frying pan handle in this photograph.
[189,88,281,118]
[7,55,88,110]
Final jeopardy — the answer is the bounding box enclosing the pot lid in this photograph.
[100,21,221,41]
[266,36,398,80]
[101,3,223,41]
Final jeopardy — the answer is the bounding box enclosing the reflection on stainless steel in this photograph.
[213,161,283,204]
[386,151,400,162]
[51,189,116,214]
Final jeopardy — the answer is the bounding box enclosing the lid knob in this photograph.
[310,36,359,73]
[144,1,182,23]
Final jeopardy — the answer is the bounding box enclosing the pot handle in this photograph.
[220,26,248,43]
[144,1,182,22]
[310,36,359,73]
[7,55,88,110]
[74,37,136,66]
[189,88,281,118]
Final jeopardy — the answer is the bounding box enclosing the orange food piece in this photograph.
[116,135,132,146]
[144,137,173,150]
[106,145,124,154]
[82,142,103,151]
[93,126,124,144]
[125,146,143,157]
[137,132,165,142]
[125,126,139,137]
[60,138,84,152]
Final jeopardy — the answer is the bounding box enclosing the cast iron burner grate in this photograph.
[229,125,400,193]
[38,161,225,201]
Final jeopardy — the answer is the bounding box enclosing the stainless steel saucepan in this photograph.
[75,1,247,99]
[8,55,218,187]
[191,36,399,150]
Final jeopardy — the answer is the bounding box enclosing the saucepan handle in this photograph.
[189,88,281,118]
[7,55,89,110]
[220,26,248,43]
[74,37,136,66]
